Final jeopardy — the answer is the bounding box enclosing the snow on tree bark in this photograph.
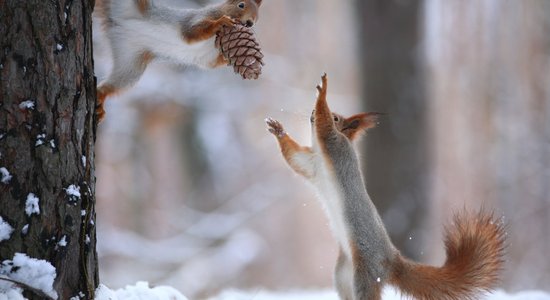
[0,0,98,299]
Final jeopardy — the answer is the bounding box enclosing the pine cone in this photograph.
[216,24,264,80]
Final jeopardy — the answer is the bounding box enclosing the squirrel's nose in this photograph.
[246,20,254,27]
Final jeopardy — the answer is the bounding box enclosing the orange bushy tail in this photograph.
[390,211,506,300]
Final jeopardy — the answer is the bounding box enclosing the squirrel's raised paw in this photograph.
[316,73,328,97]
[265,117,286,138]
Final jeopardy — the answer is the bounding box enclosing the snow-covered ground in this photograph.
[96,283,550,300]
[1,255,549,299]
[3,278,550,300]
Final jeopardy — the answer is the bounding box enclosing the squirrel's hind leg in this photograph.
[96,50,155,122]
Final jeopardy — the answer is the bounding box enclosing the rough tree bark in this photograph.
[355,0,429,258]
[0,0,98,299]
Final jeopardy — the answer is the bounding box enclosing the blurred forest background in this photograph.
[92,0,550,298]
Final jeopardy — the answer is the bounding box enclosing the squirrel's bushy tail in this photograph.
[389,211,506,300]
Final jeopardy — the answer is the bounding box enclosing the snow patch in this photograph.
[66,184,81,197]
[21,224,29,235]
[65,184,81,204]
[19,100,35,110]
[57,235,68,248]
[25,193,40,216]
[35,133,46,146]
[0,217,14,242]
[95,282,188,300]
[0,287,26,300]
[0,252,58,299]
[69,291,85,300]
[81,156,87,167]
[0,167,12,184]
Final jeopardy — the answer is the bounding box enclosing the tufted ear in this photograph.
[254,0,262,6]
[341,112,383,141]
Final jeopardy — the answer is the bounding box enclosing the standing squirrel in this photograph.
[266,74,506,300]
[95,0,262,120]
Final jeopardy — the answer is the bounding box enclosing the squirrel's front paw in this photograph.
[265,117,286,138]
[218,15,239,28]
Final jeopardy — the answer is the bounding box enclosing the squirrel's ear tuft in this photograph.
[342,112,383,141]
[254,0,262,6]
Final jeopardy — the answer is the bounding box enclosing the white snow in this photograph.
[82,156,87,167]
[0,167,12,184]
[0,252,58,299]
[1,281,549,299]
[49,139,56,148]
[25,193,40,216]
[0,287,26,300]
[21,224,29,235]
[56,43,63,51]
[65,184,81,199]
[95,282,188,300]
[18,100,35,110]
[57,235,68,248]
[0,217,14,242]
[35,133,46,146]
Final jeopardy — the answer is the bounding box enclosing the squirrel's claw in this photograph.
[265,117,286,138]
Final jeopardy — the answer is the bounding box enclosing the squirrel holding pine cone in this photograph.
[95,0,264,121]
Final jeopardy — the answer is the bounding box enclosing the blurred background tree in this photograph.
[356,0,430,259]
[92,0,550,297]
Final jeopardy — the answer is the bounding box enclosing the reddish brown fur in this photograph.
[182,15,236,44]
[136,0,149,15]
[389,211,506,300]
[340,113,381,141]
[95,0,112,28]
[314,74,336,143]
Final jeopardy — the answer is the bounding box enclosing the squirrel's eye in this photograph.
[238,2,245,9]
[333,116,339,122]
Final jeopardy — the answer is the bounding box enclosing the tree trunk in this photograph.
[0,0,98,299]
[355,0,429,258]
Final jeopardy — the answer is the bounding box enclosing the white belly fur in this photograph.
[110,19,219,69]
[312,163,352,259]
